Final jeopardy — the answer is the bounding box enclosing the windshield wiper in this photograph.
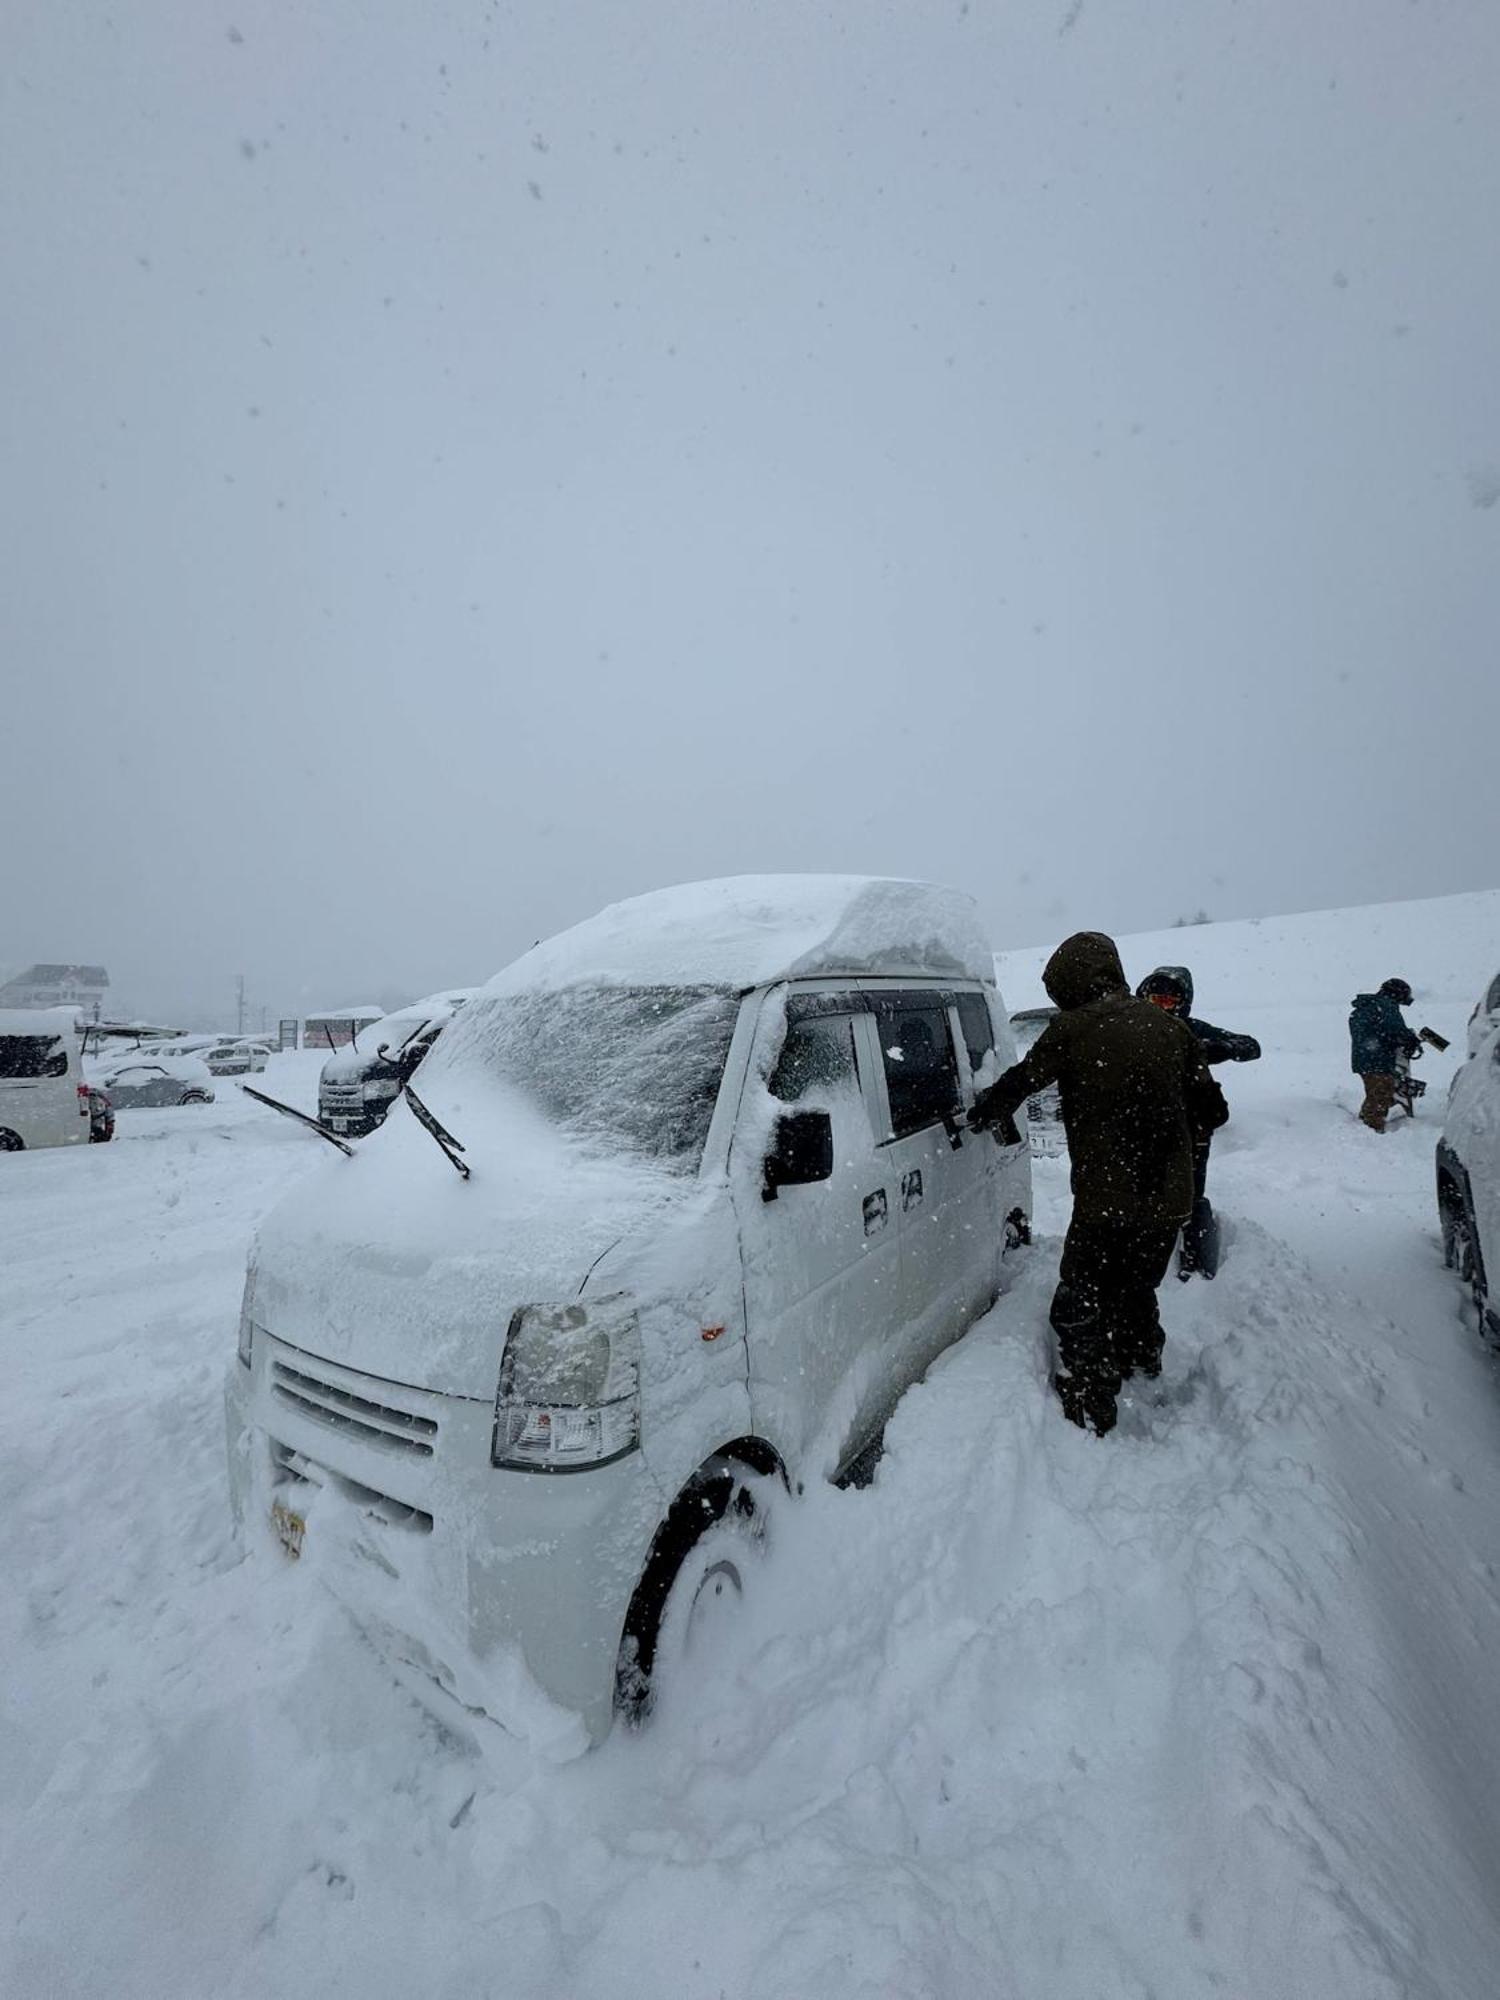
[241,1084,354,1157]
[403,1082,470,1180]
[378,1023,424,1067]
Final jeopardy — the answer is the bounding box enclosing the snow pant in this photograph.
[1049,1216,1182,1435]
[1179,1140,1214,1271]
[1358,1073,1396,1132]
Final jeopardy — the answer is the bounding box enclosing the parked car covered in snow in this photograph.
[199,1040,257,1076]
[1008,1006,1065,1155]
[317,990,477,1138]
[1467,969,1500,1059]
[92,1054,216,1109]
[227,877,1032,1745]
[1438,989,1500,1343]
[0,1008,93,1151]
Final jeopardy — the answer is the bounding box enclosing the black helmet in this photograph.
[1136,966,1192,1013]
[1379,977,1413,1006]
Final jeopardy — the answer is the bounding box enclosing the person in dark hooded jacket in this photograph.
[970,932,1227,1436]
[1349,978,1421,1132]
[1135,966,1260,1277]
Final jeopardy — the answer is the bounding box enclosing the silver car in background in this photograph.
[91,1055,216,1108]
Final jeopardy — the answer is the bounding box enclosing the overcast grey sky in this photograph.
[3,0,1497,1025]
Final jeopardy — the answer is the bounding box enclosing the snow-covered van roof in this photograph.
[0,1007,80,1037]
[303,1005,383,1024]
[486,876,995,996]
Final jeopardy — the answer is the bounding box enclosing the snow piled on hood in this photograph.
[487,875,995,995]
[252,1071,685,1396]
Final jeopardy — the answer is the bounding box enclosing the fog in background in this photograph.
[3,0,1497,1027]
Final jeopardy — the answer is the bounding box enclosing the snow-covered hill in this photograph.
[996,887,1500,1016]
[2,896,1499,1999]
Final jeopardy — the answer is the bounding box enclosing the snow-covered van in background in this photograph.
[317,990,477,1138]
[226,878,1032,1746]
[0,1008,91,1151]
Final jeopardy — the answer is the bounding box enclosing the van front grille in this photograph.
[271,1442,433,1534]
[271,1360,438,1458]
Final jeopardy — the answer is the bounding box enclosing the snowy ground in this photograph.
[4,894,1500,1999]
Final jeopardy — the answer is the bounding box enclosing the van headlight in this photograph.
[492,1296,641,1472]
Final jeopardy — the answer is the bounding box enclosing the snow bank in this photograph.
[487,875,996,994]
[996,888,1500,1016]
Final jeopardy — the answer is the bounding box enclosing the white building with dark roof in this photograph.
[0,964,111,1015]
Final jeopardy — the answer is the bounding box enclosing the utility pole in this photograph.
[236,974,246,1036]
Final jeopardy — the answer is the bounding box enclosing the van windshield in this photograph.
[443,984,741,1168]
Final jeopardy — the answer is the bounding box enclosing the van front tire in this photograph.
[615,1459,773,1727]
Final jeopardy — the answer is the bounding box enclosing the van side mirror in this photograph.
[762,1109,833,1200]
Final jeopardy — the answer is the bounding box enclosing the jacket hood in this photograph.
[1137,964,1195,1013]
[1042,931,1129,1011]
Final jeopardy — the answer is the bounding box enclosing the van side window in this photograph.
[0,1035,68,1080]
[874,996,961,1139]
[770,1014,859,1103]
[1487,973,1500,1016]
[955,994,996,1075]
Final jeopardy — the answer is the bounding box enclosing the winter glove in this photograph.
[968,1101,1022,1145]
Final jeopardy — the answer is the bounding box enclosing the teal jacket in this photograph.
[1348,992,1419,1076]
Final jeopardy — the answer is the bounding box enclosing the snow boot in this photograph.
[1053,1373,1117,1437]
[1178,1197,1220,1281]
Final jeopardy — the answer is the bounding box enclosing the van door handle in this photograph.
[862,1189,888,1236]
[901,1169,923,1211]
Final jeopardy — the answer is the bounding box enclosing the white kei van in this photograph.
[226,878,1031,1744]
[0,1008,92,1151]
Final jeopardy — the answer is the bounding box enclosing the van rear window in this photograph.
[0,1035,68,1080]
[955,993,996,1074]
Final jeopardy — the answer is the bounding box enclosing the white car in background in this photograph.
[199,1040,256,1076]
[0,1008,93,1151]
[1437,976,1500,1343]
[227,876,1033,1745]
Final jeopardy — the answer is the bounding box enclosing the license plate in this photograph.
[329,1118,351,1132]
[271,1499,306,1559]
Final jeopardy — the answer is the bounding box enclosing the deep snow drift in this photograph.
[3,893,1500,1999]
